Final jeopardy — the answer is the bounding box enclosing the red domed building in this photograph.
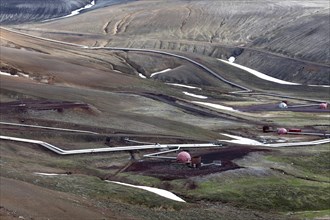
[277,128,288,135]
[320,103,328,109]
[176,151,191,163]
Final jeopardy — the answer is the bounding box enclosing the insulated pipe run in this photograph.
[0,135,221,155]
[0,121,99,135]
[143,147,181,159]
[124,138,156,145]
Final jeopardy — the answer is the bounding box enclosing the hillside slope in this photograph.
[15,0,330,85]
[0,0,91,24]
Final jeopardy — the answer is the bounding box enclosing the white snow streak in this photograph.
[62,0,96,18]
[166,83,202,90]
[218,59,300,85]
[19,73,30,78]
[183,91,208,99]
[34,172,68,176]
[150,68,172,77]
[43,0,95,22]
[219,59,330,87]
[106,181,186,202]
[309,85,330,88]
[192,101,238,112]
[220,133,263,145]
[0,71,18,77]
[138,73,147,79]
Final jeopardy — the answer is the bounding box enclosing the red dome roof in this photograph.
[320,103,328,109]
[176,151,191,163]
[277,128,288,135]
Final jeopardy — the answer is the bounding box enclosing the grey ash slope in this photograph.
[26,0,329,85]
[0,0,91,24]
[0,0,134,24]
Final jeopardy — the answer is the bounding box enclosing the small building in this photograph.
[263,125,274,133]
[191,156,202,168]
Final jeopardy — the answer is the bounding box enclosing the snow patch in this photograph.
[228,56,235,63]
[183,91,208,99]
[309,84,330,88]
[18,73,30,78]
[0,71,18,77]
[138,73,147,79]
[220,133,263,145]
[220,59,329,87]
[166,83,202,90]
[150,68,172,77]
[106,181,186,202]
[34,172,68,176]
[218,59,300,85]
[61,0,96,18]
[192,101,238,112]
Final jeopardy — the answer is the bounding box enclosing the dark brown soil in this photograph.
[196,146,269,163]
[125,146,270,180]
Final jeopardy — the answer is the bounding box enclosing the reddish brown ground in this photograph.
[125,146,270,180]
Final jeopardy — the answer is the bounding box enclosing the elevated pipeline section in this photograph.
[0,135,221,155]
